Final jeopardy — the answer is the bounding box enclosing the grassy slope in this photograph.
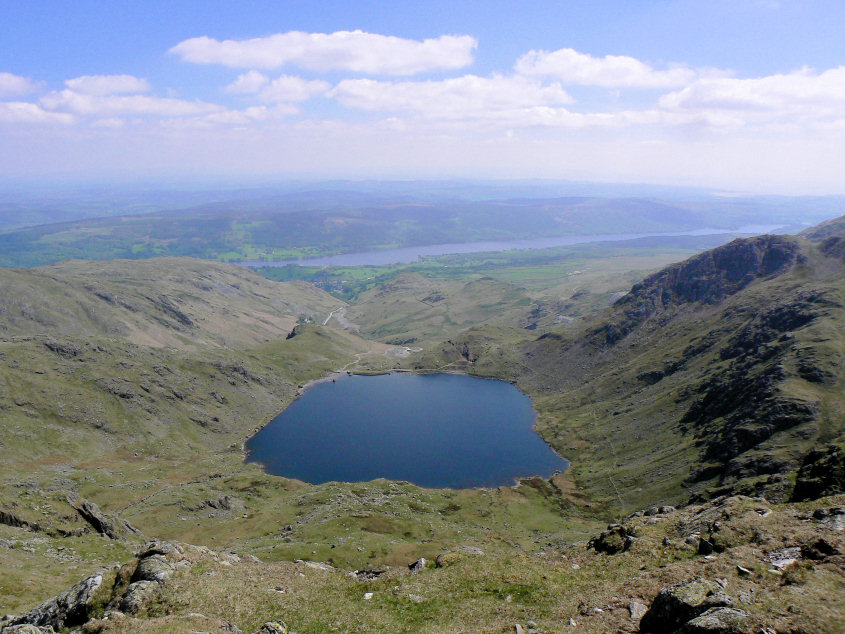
[0,258,599,614]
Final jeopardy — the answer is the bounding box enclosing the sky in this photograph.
[2,0,845,193]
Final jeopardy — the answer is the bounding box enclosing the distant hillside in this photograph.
[800,213,845,242]
[0,193,835,268]
[0,258,340,349]
[414,225,845,512]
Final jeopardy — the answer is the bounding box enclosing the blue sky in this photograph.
[2,1,845,192]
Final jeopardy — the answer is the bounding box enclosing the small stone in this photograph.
[697,538,714,555]
[408,557,427,572]
[514,625,525,634]
[736,565,752,576]
[571,563,580,570]
[569,617,577,627]
[363,592,373,601]
[629,600,648,621]
[255,622,288,634]
[715,578,727,588]
[505,594,513,602]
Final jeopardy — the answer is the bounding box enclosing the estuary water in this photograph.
[238,225,784,268]
[245,372,568,489]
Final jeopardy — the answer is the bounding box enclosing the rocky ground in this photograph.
[2,494,842,633]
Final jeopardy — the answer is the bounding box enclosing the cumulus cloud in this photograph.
[40,90,222,117]
[224,70,269,94]
[0,72,39,97]
[0,101,74,124]
[330,75,572,120]
[258,75,330,103]
[170,30,477,75]
[64,74,151,95]
[660,66,845,112]
[516,48,695,87]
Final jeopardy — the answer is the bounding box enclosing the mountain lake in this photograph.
[246,372,568,489]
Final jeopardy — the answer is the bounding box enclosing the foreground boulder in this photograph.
[588,524,635,554]
[639,578,734,633]
[2,573,103,631]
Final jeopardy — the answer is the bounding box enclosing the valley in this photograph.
[0,221,842,633]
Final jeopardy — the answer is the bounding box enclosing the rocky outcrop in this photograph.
[639,578,735,633]
[593,235,800,345]
[117,541,179,614]
[791,445,845,501]
[2,573,103,631]
[588,524,636,554]
[69,497,139,539]
[680,291,834,486]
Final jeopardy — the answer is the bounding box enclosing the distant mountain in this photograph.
[417,216,845,511]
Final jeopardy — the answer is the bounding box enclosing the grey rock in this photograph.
[639,578,735,633]
[1,626,57,633]
[681,607,749,633]
[119,580,158,614]
[131,555,174,583]
[5,574,102,631]
[629,600,648,621]
[70,497,137,539]
[514,625,526,634]
[408,557,427,572]
[588,524,634,554]
[254,622,288,634]
[137,540,178,559]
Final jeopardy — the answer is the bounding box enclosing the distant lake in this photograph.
[246,373,568,489]
[239,225,784,268]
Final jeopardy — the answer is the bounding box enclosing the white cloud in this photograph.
[65,74,151,95]
[330,75,572,120]
[0,72,39,97]
[224,70,269,94]
[170,30,477,75]
[660,66,845,112]
[516,48,695,87]
[40,90,223,117]
[0,101,74,124]
[258,75,330,102]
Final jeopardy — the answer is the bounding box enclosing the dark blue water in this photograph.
[246,373,568,489]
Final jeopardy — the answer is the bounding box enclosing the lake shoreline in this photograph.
[243,370,569,489]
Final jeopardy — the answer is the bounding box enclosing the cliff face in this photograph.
[594,235,800,344]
